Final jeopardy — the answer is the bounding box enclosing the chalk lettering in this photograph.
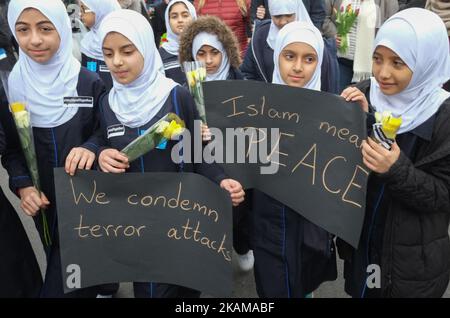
[70,179,110,205]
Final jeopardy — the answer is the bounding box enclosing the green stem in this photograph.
[338,33,349,55]
[41,209,52,247]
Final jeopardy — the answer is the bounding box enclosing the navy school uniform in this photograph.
[227,67,245,81]
[159,47,187,86]
[251,191,337,297]
[223,67,254,255]
[98,85,227,298]
[0,86,43,298]
[240,20,340,94]
[0,184,43,297]
[1,67,106,298]
[240,20,273,83]
[182,66,250,255]
[81,53,113,91]
[241,23,338,297]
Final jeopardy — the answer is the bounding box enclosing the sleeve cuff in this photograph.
[80,142,100,155]
[377,151,409,182]
[213,172,228,186]
[10,175,33,196]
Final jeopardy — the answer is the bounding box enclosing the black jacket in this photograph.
[0,77,43,298]
[81,53,113,91]
[159,47,186,85]
[0,3,17,72]
[398,0,427,10]
[2,67,106,248]
[228,67,245,80]
[339,80,450,298]
[151,2,168,48]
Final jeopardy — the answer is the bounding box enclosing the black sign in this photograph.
[54,169,232,296]
[204,80,368,247]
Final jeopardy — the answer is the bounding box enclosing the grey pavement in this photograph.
[1,165,449,298]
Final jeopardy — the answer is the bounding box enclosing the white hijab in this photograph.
[99,9,178,128]
[7,0,81,128]
[370,8,450,134]
[80,0,121,61]
[192,32,230,81]
[161,0,197,55]
[273,21,323,91]
[267,0,312,49]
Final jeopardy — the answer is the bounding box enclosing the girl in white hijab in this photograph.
[99,10,177,129]
[369,9,450,134]
[6,0,106,297]
[241,0,325,87]
[252,21,334,298]
[179,15,244,142]
[159,0,197,84]
[272,21,324,90]
[192,32,230,81]
[8,0,81,128]
[79,0,121,89]
[340,8,450,298]
[179,15,243,82]
[162,0,197,56]
[266,0,312,50]
[97,10,245,298]
[79,0,121,61]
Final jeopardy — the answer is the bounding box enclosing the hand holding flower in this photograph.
[99,148,130,173]
[18,186,50,217]
[362,138,400,174]
[220,179,245,207]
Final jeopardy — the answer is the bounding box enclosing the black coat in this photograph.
[151,2,168,48]
[339,80,450,298]
[0,3,17,72]
[81,53,113,91]
[159,47,186,86]
[227,67,245,80]
[398,0,427,10]
[1,67,106,249]
[0,82,42,298]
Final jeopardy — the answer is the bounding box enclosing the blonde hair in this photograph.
[197,0,248,17]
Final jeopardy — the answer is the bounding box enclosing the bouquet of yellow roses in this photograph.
[121,113,185,162]
[183,61,207,124]
[10,102,52,246]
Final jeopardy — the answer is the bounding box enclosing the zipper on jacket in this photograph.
[385,273,393,297]
[383,200,396,297]
[419,214,426,264]
[361,185,385,298]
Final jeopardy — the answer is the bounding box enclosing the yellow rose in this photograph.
[14,110,30,129]
[199,67,207,81]
[163,120,184,139]
[187,71,196,88]
[10,102,26,113]
[155,120,170,134]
